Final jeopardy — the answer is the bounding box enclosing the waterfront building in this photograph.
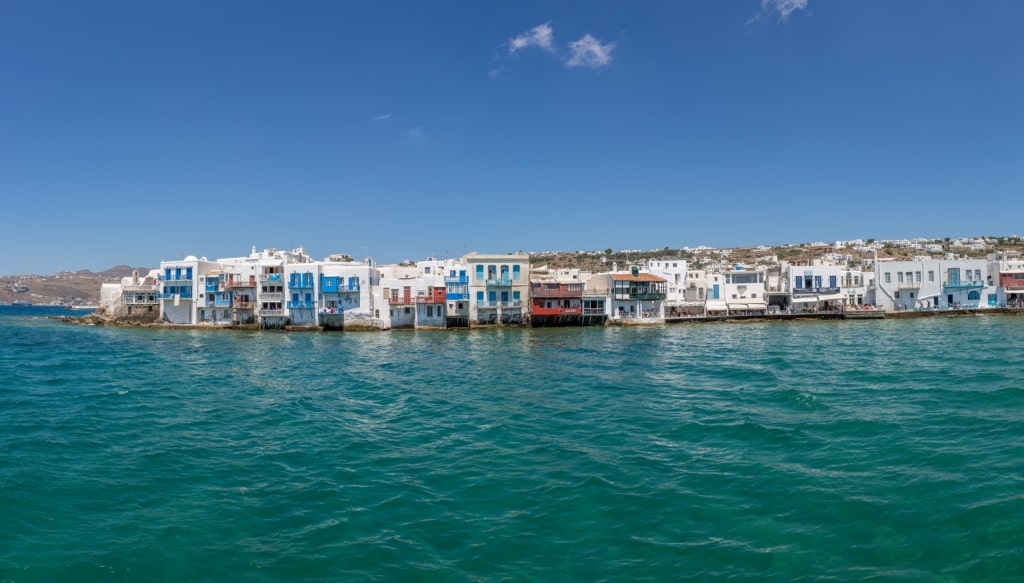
[647,259,702,317]
[994,254,1024,307]
[285,259,318,328]
[379,263,420,329]
[704,272,727,316]
[378,260,451,330]
[587,267,667,322]
[874,258,995,311]
[223,254,259,325]
[723,266,767,315]
[440,260,471,329]
[120,269,160,315]
[530,266,584,327]
[159,256,222,325]
[318,255,382,330]
[786,264,844,313]
[841,268,871,307]
[464,253,530,326]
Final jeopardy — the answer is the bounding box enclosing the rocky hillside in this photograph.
[0,265,151,306]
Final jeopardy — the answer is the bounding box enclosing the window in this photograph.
[898,272,904,284]
[968,291,980,301]
[476,291,484,302]
[895,291,901,299]
[476,265,484,280]
[513,291,520,302]
[424,267,431,274]
[794,277,802,289]
[513,265,521,280]
[928,271,934,282]
[885,272,891,284]
[975,269,982,281]
[829,275,837,288]
[915,271,921,283]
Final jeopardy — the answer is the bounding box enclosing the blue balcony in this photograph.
[205,281,220,292]
[485,276,513,286]
[445,275,469,284]
[943,281,984,292]
[287,301,316,309]
[446,292,468,300]
[289,274,315,289]
[213,299,231,308]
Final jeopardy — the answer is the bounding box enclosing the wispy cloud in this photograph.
[408,126,425,140]
[760,0,809,21]
[509,22,554,54]
[374,113,392,121]
[566,34,615,70]
[497,23,614,75]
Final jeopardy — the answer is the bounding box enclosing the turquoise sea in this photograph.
[1,306,1022,581]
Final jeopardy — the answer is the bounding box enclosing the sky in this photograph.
[2,0,1022,274]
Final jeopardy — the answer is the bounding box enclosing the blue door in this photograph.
[712,284,720,299]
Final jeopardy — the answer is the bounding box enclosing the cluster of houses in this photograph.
[100,245,1024,330]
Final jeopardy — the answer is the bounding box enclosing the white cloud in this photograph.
[408,126,425,140]
[761,0,809,20]
[566,34,615,69]
[374,113,392,121]
[509,22,554,54]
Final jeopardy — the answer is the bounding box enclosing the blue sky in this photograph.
[2,0,1021,274]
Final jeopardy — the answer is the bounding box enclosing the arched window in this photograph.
[967,290,980,301]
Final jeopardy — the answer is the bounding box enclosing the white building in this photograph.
[464,253,531,325]
[874,259,995,311]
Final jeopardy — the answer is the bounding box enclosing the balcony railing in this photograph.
[287,301,316,309]
[122,284,158,292]
[259,292,284,302]
[210,299,231,308]
[477,300,522,308]
[288,279,315,289]
[532,306,583,316]
[257,308,285,316]
[445,275,469,284]
[943,281,984,291]
[205,282,220,292]
[232,300,254,309]
[388,297,415,306]
[530,286,583,298]
[613,293,666,301]
[259,274,283,282]
[122,296,158,305]
[226,279,257,289]
[416,295,446,304]
[485,277,513,286]
[792,287,841,296]
[583,307,606,316]
[159,292,193,300]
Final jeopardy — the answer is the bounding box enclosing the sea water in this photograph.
[1,307,1022,581]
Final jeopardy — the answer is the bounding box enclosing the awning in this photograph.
[817,293,845,302]
[727,302,748,310]
[705,300,729,312]
[791,295,819,303]
[746,301,767,310]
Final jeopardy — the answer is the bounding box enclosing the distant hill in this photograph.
[0,266,152,306]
